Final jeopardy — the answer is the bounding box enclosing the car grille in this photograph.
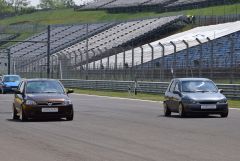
[37,102,63,106]
[199,101,217,104]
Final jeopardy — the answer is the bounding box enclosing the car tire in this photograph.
[20,107,28,121]
[163,102,171,117]
[12,104,19,120]
[179,103,186,118]
[220,109,228,118]
[1,88,4,94]
[66,110,74,121]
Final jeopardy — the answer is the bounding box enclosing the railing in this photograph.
[61,79,240,99]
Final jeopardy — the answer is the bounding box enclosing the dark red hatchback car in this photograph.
[12,79,74,121]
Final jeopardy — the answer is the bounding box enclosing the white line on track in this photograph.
[72,93,240,111]
[72,93,161,103]
[0,100,13,102]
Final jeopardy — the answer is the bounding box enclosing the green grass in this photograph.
[0,3,240,25]
[73,88,240,108]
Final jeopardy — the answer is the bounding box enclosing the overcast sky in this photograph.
[29,0,94,6]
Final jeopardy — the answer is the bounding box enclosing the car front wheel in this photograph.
[20,107,28,121]
[66,110,74,121]
[12,104,19,120]
[163,102,171,117]
[179,103,186,118]
[220,109,228,118]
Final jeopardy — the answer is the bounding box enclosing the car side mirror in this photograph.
[173,91,181,96]
[67,89,74,94]
[14,89,22,94]
[219,89,223,93]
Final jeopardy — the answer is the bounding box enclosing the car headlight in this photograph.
[25,100,37,105]
[63,100,72,105]
[182,98,198,104]
[218,99,227,104]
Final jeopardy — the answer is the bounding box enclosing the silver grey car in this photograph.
[164,78,228,117]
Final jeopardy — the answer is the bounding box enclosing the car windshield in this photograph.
[26,80,64,94]
[181,80,218,93]
[3,76,21,82]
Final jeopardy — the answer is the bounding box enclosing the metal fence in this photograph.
[0,15,240,84]
[60,79,240,99]
[11,30,240,84]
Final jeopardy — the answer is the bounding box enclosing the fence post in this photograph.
[85,23,89,80]
[159,42,165,81]
[229,35,235,84]
[170,41,176,78]
[47,25,51,78]
[148,43,154,80]
[7,48,10,75]
[207,37,213,79]
[132,47,134,67]
[196,38,203,77]
[140,46,144,67]
[182,40,189,77]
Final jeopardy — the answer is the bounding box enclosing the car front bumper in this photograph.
[1,86,18,93]
[182,103,228,114]
[22,105,73,119]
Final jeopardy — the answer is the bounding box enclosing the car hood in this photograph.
[182,92,226,101]
[26,93,69,103]
[3,81,20,86]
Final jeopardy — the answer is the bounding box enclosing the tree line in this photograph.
[0,0,75,15]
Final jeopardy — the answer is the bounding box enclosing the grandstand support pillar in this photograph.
[115,54,118,69]
[229,35,235,84]
[85,23,89,80]
[47,25,51,78]
[40,58,44,78]
[140,46,144,67]
[123,51,126,69]
[37,60,40,77]
[51,56,54,78]
[7,49,11,75]
[182,40,190,77]
[170,41,176,78]
[97,48,104,69]
[132,48,134,67]
[196,38,203,78]
[207,37,213,79]
[159,42,165,81]
[91,49,96,70]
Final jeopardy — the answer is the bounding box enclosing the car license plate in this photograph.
[201,105,216,110]
[42,108,58,112]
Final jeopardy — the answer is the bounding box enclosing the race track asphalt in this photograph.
[0,93,240,161]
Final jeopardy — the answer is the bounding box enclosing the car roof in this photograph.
[3,75,21,77]
[173,78,211,82]
[24,79,59,82]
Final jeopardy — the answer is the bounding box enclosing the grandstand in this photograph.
[165,0,226,10]
[10,23,115,61]
[94,21,240,71]
[76,0,229,12]
[51,15,186,67]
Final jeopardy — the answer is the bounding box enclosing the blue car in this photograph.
[0,75,21,94]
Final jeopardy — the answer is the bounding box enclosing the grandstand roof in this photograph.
[98,21,240,68]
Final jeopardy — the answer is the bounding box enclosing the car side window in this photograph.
[174,82,180,92]
[19,82,25,93]
[169,81,176,93]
